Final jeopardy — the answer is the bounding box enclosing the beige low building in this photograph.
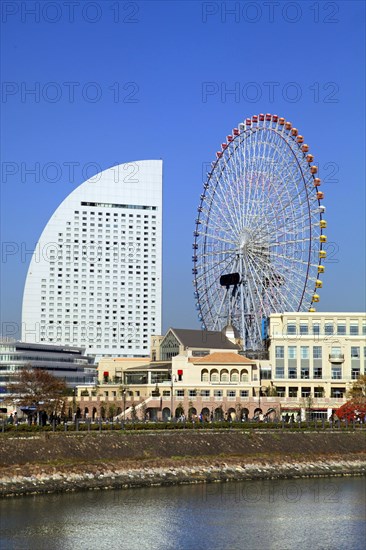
[74,327,278,421]
[74,313,365,422]
[266,312,366,415]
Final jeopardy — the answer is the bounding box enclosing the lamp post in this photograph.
[171,374,177,422]
[120,386,127,426]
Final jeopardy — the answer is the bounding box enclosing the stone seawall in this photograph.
[1,431,365,497]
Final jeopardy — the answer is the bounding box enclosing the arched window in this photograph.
[201,369,209,382]
[240,369,249,382]
[211,369,219,382]
[231,369,239,382]
[220,369,229,382]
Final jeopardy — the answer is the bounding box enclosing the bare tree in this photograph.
[8,367,67,417]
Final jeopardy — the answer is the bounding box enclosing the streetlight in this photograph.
[120,386,127,426]
[171,374,177,422]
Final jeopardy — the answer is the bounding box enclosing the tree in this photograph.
[130,402,138,422]
[108,403,117,420]
[347,374,366,401]
[335,400,366,422]
[140,402,147,422]
[266,384,277,397]
[8,367,67,417]
[336,375,366,422]
[300,394,314,421]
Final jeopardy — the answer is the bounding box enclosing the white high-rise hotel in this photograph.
[22,160,162,359]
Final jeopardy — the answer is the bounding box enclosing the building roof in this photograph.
[190,352,255,365]
[170,328,240,350]
[99,357,149,363]
[126,362,171,372]
[0,340,87,356]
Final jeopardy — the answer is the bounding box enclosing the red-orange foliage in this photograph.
[335,400,366,422]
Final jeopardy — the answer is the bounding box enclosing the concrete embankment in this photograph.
[1,430,365,497]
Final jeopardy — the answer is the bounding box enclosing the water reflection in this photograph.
[1,477,365,550]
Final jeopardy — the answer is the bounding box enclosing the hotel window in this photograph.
[301,366,309,379]
[301,387,311,398]
[351,367,360,380]
[275,346,284,359]
[351,347,360,358]
[288,346,297,359]
[331,366,342,380]
[275,366,284,379]
[299,323,308,335]
[300,346,309,360]
[288,366,297,379]
[313,346,322,359]
[325,323,334,336]
[214,390,223,397]
[331,388,344,398]
[314,367,322,379]
[350,323,359,336]
[337,323,346,335]
[312,323,320,336]
[240,390,249,397]
[176,390,184,398]
[287,323,297,335]
[289,387,298,398]
[260,367,271,380]
[363,323,366,336]
[227,390,236,397]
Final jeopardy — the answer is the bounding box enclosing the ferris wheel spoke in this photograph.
[245,253,286,314]
[210,169,243,236]
[197,232,237,246]
[249,250,316,306]
[199,247,239,259]
[195,254,237,280]
[200,205,243,243]
[253,187,315,234]
[216,160,244,233]
[246,252,301,313]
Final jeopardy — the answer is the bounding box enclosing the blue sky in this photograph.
[1,0,365,336]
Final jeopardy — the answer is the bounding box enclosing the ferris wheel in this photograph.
[192,113,327,351]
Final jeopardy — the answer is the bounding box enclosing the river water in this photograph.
[1,477,365,550]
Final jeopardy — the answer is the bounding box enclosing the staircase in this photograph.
[114,396,155,421]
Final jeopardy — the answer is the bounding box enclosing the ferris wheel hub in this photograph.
[239,229,252,254]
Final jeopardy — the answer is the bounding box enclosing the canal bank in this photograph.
[1,430,365,497]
